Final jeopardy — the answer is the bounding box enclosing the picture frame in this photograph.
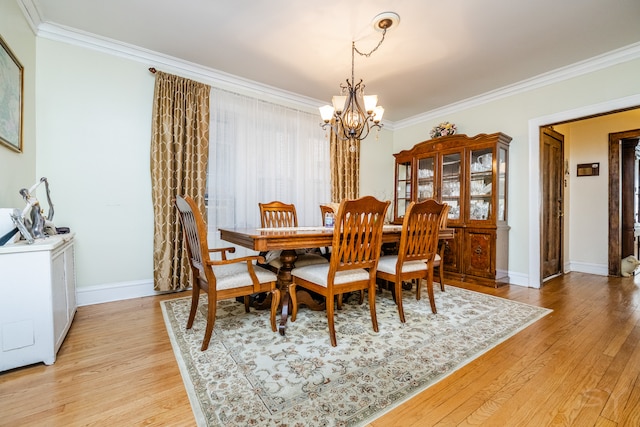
[0,35,23,153]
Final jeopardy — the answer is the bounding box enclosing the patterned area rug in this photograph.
[161,286,551,426]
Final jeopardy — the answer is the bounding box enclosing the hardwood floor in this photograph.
[1,273,639,426]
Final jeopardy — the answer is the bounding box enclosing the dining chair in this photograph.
[175,195,280,351]
[258,201,328,270]
[319,204,337,259]
[260,201,299,228]
[376,199,446,323]
[290,196,390,346]
[434,203,450,291]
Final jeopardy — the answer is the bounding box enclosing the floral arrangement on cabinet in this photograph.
[430,121,457,138]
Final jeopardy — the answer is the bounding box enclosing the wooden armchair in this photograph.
[258,201,328,270]
[290,196,390,346]
[175,195,280,351]
[376,200,446,322]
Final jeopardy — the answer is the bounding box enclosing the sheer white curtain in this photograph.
[207,88,330,254]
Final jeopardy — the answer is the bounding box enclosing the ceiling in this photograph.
[25,0,640,122]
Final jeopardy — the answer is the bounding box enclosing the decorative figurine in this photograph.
[9,177,56,244]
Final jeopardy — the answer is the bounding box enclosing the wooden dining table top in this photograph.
[219,225,454,252]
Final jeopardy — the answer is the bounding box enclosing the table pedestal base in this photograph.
[253,249,325,335]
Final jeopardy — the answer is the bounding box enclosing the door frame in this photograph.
[527,94,640,288]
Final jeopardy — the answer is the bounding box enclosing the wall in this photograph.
[359,126,394,217]
[0,0,36,207]
[35,38,155,300]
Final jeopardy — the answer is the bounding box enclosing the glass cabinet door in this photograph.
[395,161,411,220]
[440,152,462,221]
[497,146,507,221]
[417,155,435,202]
[469,147,493,221]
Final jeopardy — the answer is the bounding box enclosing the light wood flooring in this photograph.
[1,272,639,426]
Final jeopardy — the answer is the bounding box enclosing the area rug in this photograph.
[161,286,551,426]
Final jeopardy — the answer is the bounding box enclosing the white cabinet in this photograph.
[0,234,76,371]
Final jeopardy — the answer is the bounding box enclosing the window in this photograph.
[207,88,330,254]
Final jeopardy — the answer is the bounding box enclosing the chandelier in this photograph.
[319,12,400,142]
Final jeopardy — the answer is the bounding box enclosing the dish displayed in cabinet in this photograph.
[470,200,490,220]
[470,180,492,195]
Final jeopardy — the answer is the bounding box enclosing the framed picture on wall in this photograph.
[0,35,23,153]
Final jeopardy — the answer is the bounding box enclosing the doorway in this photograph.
[530,96,640,288]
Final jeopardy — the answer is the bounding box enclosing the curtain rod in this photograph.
[147,66,316,116]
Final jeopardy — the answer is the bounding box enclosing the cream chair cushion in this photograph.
[291,263,370,287]
[377,254,441,275]
[200,263,278,290]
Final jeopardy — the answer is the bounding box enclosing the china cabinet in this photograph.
[393,133,511,287]
[0,234,76,371]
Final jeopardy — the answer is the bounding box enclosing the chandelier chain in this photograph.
[353,28,388,58]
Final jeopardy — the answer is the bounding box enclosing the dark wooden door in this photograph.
[541,127,564,281]
[621,139,638,258]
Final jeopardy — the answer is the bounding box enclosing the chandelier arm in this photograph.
[321,119,352,141]
[322,113,382,142]
[357,117,383,141]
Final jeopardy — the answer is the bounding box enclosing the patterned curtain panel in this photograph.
[330,126,360,202]
[150,71,210,291]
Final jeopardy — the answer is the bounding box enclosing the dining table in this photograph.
[219,224,454,335]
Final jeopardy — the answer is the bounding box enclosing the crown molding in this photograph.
[16,0,43,34]
[395,41,640,130]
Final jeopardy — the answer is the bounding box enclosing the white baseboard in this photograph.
[565,261,608,276]
[76,279,163,306]
[507,271,530,287]
[74,262,607,307]
[507,262,609,290]
[79,271,535,307]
